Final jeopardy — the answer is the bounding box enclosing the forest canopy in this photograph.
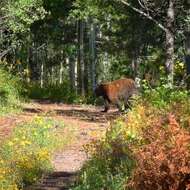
[0,0,190,100]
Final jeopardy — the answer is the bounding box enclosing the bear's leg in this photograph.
[124,99,132,110]
[102,99,110,112]
[116,100,123,112]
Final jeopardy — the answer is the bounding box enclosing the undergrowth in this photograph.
[0,117,71,190]
[73,83,190,190]
[27,82,96,104]
[0,66,23,115]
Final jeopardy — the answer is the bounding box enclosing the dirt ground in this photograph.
[0,101,121,190]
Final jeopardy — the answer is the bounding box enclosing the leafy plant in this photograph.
[0,66,23,114]
[141,79,189,109]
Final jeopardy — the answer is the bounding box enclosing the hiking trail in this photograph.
[0,101,120,190]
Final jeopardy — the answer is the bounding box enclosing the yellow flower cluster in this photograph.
[0,159,18,190]
[37,148,51,161]
[0,117,63,190]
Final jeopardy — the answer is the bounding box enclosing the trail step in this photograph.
[26,172,78,190]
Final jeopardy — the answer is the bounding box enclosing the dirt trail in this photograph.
[0,101,120,190]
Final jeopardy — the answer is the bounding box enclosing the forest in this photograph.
[0,0,190,190]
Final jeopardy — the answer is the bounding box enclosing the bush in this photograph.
[129,114,190,190]
[27,82,77,102]
[0,117,68,190]
[0,66,23,114]
[27,82,96,104]
[141,80,189,109]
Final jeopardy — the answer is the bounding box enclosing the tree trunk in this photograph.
[59,61,63,84]
[131,49,139,78]
[185,2,190,89]
[51,67,54,85]
[26,46,30,83]
[89,18,96,92]
[185,56,190,88]
[84,59,89,94]
[165,0,175,86]
[74,56,78,93]
[44,43,47,85]
[69,56,76,91]
[29,43,40,82]
[185,31,190,89]
[77,20,85,96]
[40,62,44,88]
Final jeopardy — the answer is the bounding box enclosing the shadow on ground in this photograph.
[23,108,43,114]
[27,171,78,190]
[54,108,121,123]
[23,103,122,123]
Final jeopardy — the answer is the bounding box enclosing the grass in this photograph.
[0,116,73,190]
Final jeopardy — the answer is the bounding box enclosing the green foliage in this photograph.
[0,0,189,99]
[174,60,185,82]
[0,66,23,114]
[0,117,68,190]
[27,81,97,104]
[27,82,77,103]
[71,0,100,19]
[2,0,47,33]
[73,85,190,190]
[141,79,189,109]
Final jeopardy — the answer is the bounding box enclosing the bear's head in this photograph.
[94,84,104,97]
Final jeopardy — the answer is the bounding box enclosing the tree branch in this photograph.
[0,48,12,59]
[137,0,148,11]
[119,0,167,33]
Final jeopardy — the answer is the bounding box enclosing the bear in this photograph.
[95,78,137,112]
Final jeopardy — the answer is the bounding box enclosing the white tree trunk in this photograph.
[165,0,175,86]
[40,63,44,88]
[69,57,76,91]
[51,67,54,84]
[59,61,63,84]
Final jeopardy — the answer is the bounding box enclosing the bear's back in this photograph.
[101,78,136,102]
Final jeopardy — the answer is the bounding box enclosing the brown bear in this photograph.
[95,78,137,112]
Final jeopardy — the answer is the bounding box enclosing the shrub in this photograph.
[0,117,69,190]
[27,82,76,102]
[0,66,23,114]
[129,114,190,190]
[27,81,97,104]
[141,80,189,110]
